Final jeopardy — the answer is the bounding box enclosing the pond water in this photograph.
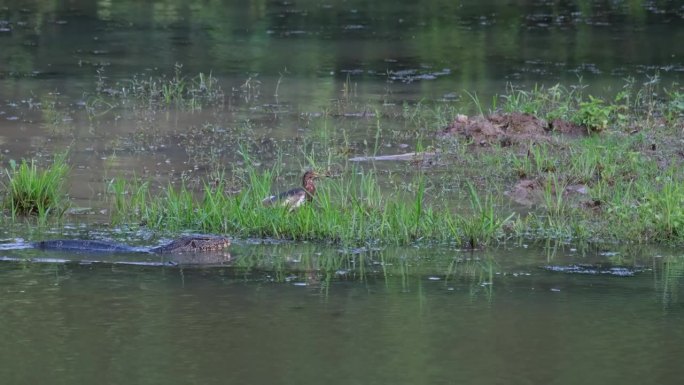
[2,242,684,384]
[1,0,684,384]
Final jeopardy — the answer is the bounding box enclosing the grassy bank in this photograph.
[4,68,684,247]
[98,74,684,246]
[108,165,512,248]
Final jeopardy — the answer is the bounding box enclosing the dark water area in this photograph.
[0,0,682,104]
[1,1,684,384]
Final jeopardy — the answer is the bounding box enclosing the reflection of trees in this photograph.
[655,255,684,310]
[1,0,678,83]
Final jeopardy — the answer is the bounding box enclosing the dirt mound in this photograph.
[549,118,587,135]
[440,113,586,145]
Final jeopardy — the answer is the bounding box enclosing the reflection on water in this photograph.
[1,243,684,384]
[0,0,681,101]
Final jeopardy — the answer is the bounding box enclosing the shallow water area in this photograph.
[0,0,682,207]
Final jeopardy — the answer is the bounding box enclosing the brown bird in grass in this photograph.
[262,170,321,209]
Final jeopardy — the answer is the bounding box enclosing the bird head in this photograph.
[302,170,320,184]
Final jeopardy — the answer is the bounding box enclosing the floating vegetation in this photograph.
[542,264,644,276]
[88,63,225,112]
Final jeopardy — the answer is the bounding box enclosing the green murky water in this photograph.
[1,0,684,384]
[2,243,684,384]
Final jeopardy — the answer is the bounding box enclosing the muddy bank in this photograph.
[506,178,594,207]
[440,112,586,146]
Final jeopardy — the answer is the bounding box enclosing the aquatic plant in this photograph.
[88,64,225,113]
[2,153,70,218]
[129,64,224,110]
[456,183,515,249]
[107,176,151,225]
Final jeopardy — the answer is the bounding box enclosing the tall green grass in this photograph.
[108,168,512,248]
[2,153,70,218]
[606,169,684,243]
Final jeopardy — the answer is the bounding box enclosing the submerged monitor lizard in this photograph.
[29,235,230,254]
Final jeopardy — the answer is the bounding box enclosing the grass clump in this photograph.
[88,64,225,113]
[498,83,617,133]
[128,64,224,110]
[2,153,70,218]
[573,95,614,132]
[457,183,515,248]
[494,77,678,134]
[607,170,684,243]
[109,168,513,248]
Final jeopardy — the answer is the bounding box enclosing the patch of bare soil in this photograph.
[549,118,587,136]
[506,179,542,206]
[506,179,591,207]
[440,113,586,145]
